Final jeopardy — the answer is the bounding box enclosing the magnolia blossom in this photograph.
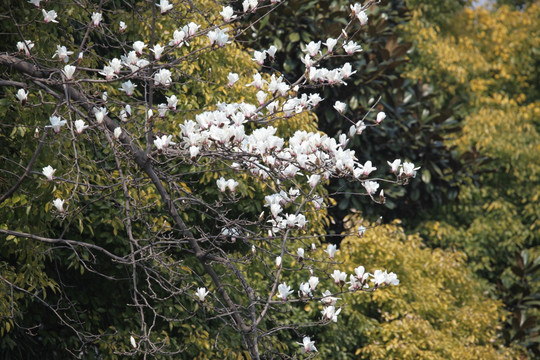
[387,159,401,174]
[47,115,67,133]
[325,244,338,259]
[303,41,321,57]
[195,287,209,301]
[52,198,65,212]
[357,226,366,237]
[157,103,168,117]
[298,282,312,298]
[298,337,317,353]
[170,29,186,46]
[360,160,377,176]
[227,73,239,87]
[401,161,420,178]
[324,38,338,53]
[113,127,122,139]
[297,248,304,261]
[371,270,400,286]
[62,65,76,80]
[151,44,165,60]
[321,305,341,322]
[243,0,258,12]
[74,119,88,134]
[343,40,362,55]
[16,89,28,104]
[220,6,236,22]
[376,111,386,124]
[156,0,173,14]
[266,45,277,60]
[42,9,58,23]
[307,174,320,188]
[28,0,41,7]
[252,50,266,65]
[94,107,108,124]
[331,269,347,285]
[154,68,172,86]
[363,180,379,195]
[17,40,34,56]
[321,290,339,306]
[42,165,56,180]
[91,12,102,27]
[133,41,146,55]
[166,95,178,110]
[130,335,137,349]
[356,10,368,26]
[119,21,127,32]
[277,283,293,300]
[333,101,346,113]
[119,80,137,96]
[52,45,73,63]
[207,28,229,47]
[275,256,282,268]
[308,276,319,291]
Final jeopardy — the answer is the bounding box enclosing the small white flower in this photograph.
[401,161,420,178]
[119,21,127,32]
[308,276,319,291]
[220,6,236,22]
[133,41,146,55]
[343,41,362,55]
[91,12,102,27]
[130,335,137,349]
[325,244,338,259]
[357,226,366,237]
[333,101,346,114]
[16,40,34,56]
[298,336,317,353]
[52,198,65,212]
[195,287,209,301]
[151,44,165,60]
[42,9,58,23]
[156,0,173,14]
[331,269,347,284]
[356,10,368,26]
[227,73,239,87]
[47,115,67,133]
[387,159,401,174]
[277,283,293,300]
[52,45,73,63]
[376,111,386,124]
[113,127,122,139]
[42,165,56,180]
[275,256,282,268]
[74,119,88,134]
[16,89,28,104]
[94,107,108,124]
[297,248,304,260]
[324,38,338,53]
[363,180,379,195]
[321,305,341,322]
[119,80,137,96]
[62,65,76,80]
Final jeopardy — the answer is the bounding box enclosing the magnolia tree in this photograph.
[0,0,419,358]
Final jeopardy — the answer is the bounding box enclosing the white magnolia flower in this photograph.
[275,256,282,268]
[308,276,319,291]
[324,37,338,53]
[166,95,178,110]
[113,127,122,139]
[387,159,401,174]
[357,226,366,237]
[151,44,165,60]
[62,65,76,80]
[207,28,229,47]
[52,45,73,63]
[325,244,338,259]
[343,41,362,55]
[298,282,312,298]
[42,9,58,23]
[52,198,65,212]
[133,41,146,55]
[252,50,266,65]
[321,305,341,322]
[333,101,346,113]
[16,89,28,104]
[401,161,420,178]
[28,0,41,7]
[94,107,108,124]
[130,335,137,348]
[154,68,172,86]
[119,80,137,96]
[91,12,102,27]
[195,287,209,301]
[47,115,67,133]
[360,160,377,176]
[227,72,239,87]
[42,165,56,180]
[277,283,293,300]
[321,290,339,306]
[119,21,127,32]
[297,248,304,260]
[376,111,386,124]
[266,45,277,59]
[356,10,368,26]
[220,6,236,22]
[331,269,347,284]
[17,40,34,56]
[363,180,379,195]
[169,29,186,46]
[157,103,168,117]
[156,0,173,14]
[74,119,88,134]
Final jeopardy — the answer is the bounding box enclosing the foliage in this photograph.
[299,216,521,359]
